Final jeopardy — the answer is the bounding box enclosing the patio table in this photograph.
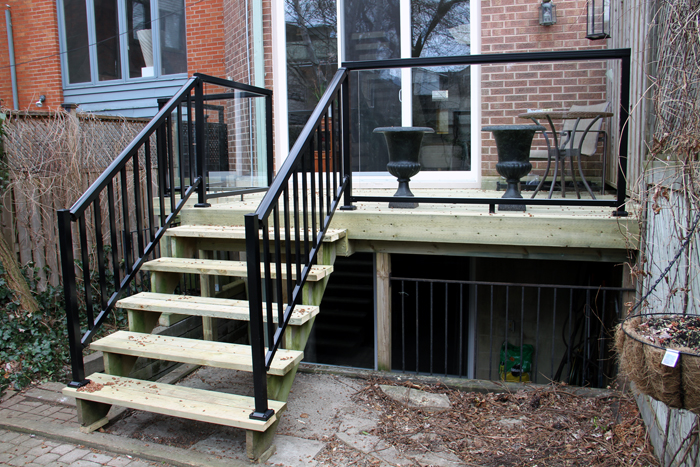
[518,110,613,199]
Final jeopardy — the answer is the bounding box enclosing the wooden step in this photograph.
[141,258,333,281]
[165,225,347,243]
[91,331,303,376]
[117,292,319,325]
[63,373,285,432]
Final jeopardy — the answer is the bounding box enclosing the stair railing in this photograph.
[58,74,273,387]
[245,68,351,420]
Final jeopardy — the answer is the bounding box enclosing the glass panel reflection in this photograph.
[127,0,152,78]
[94,0,121,81]
[158,0,187,75]
[412,0,471,172]
[63,0,91,84]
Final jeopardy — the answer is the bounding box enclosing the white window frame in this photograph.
[56,0,188,89]
[271,0,480,187]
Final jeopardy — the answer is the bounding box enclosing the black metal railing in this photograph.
[244,48,633,418]
[340,48,631,216]
[58,74,273,387]
[391,277,634,388]
[245,69,351,420]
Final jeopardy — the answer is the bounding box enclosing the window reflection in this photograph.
[128,0,152,78]
[64,0,91,84]
[159,0,187,75]
[412,0,471,172]
[94,0,121,81]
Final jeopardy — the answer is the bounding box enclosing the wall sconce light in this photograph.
[539,0,557,26]
[586,0,611,40]
[35,95,46,107]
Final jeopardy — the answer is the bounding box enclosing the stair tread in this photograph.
[91,331,302,376]
[117,292,319,325]
[142,258,333,281]
[165,225,347,243]
[63,373,284,432]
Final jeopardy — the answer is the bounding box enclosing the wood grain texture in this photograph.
[118,292,319,325]
[63,373,285,432]
[141,258,333,281]
[92,331,303,376]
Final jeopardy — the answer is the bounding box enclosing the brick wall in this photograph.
[185,0,226,78]
[0,1,63,111]
[481,0,608,180]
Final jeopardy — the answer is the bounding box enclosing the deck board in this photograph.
[117,292,319,325]
[63,373,285,432]
[91,331,303,376]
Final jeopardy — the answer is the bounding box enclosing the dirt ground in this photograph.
[312,378,659,467]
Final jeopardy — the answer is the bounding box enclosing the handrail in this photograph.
[245,68,350,420]
[58,74,273,387]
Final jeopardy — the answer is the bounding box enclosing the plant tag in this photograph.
[662,349,680,368]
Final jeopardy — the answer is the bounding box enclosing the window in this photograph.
[277,0,480,187]
[59,0,187,86]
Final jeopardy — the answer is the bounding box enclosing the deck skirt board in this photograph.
[90,331,303,375]
[141,258,333,281]
[117,292,319,325]
[63,373,285,432]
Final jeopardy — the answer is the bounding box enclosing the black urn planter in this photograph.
[374,126,435,209]
[482,124,544,211]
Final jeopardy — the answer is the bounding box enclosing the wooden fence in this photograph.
[1,110,150,290]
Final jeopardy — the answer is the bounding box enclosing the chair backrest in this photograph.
[561,102,610,156]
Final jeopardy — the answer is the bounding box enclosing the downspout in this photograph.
[5,7,19,110]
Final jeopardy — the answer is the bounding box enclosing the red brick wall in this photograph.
[0,1,63,111]
[185,0,226,78]
[481,0,608,180]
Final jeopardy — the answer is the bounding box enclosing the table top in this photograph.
[518,110,614,120]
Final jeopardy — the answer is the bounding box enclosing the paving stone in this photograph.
[0,452,17,463]
[126,460,158,467]
[83,452,115,464]
[52,411,75,421]
[18,401,42,407]
[69,461,102,467]
[26,444,55,457]
[32,453,61,465]
[0,431,22,442]
[8,454,38,466]
[106,456,135,467]
[379,385,452,413]
[57,448,91,464]
[0,440,17,453]
[0,396,24,408]
[50,444,76,456]
[6,444,31,456]
[20,437,44,449]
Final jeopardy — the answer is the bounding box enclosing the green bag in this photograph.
[499,342,534,382]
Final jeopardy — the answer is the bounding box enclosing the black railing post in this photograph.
[245,213,274,421]
[339,73,356,211]
[613,51,631,217]
[194,77,211,207]
[58,209,88,388]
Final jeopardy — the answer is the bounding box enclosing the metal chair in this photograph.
[549,102,609,199]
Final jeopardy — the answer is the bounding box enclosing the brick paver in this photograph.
[0,429,168,467]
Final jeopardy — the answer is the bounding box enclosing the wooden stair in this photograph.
[64,223,347,461]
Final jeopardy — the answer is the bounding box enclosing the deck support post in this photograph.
[376,252,392,371]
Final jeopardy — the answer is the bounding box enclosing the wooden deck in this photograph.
[177,188,638,263]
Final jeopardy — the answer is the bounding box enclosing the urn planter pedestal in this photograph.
[374,126,434,209]
[482,124,544,211]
